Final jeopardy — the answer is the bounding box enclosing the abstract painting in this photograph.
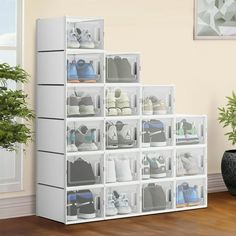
[195,0,236,38]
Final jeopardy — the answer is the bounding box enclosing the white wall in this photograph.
[0,0,234,199]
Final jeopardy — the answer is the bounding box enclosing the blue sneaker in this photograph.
[76,59,97,82]
[67,60,79,83]
[182,182,201,206]
[176,185,186,208]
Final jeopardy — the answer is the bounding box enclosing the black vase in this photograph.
[221,150,236,196]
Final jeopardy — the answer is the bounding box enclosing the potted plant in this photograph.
[218,91,236,196]
[0,63,34,152]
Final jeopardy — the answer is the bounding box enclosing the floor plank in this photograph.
[0,192,235,236]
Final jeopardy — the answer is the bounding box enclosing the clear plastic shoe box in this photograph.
[106,53,140,83]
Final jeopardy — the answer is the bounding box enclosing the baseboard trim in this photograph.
[208,173,227,193]
[0,195,35,219]
[0,173,227,219]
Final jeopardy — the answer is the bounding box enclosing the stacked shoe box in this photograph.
[36,16,207,225]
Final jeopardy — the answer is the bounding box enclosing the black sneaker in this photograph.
[77,190,96,219]
[67,191,78,221]
[67,158,96,186]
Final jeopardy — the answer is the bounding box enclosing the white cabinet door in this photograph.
[0,148,22,192]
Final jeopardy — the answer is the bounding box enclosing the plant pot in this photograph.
[221,149,236,196]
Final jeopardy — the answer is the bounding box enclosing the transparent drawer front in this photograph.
[106,119,139,149]
[67,154,104,187]
[67,188,104,222]
[105,185,139,217]
[67,87,104,117]
[142,86,175,115]
[142,119,174,148]
[176,116,206,145]
[67,53,104,83]
[142,150,174,180]
[67,20,104,49]
[105,86,140,116]
[105,152,139,183]
[176,148,206,177]
[106,54,139,83]
[67,120,104,153]
[142,181,174,212]
[176,178,205,208]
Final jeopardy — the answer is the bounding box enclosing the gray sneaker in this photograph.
[67,94,80,117]
[149,120,167,147]
[147,155,167,178]
[106,122,118,149]
[75,125,98,151]
[78,95,95,116]
[107,58,118,82]
[149,184,166,211]
[116,121,134,148]
[115,57,135,82]
[142,186,153,212]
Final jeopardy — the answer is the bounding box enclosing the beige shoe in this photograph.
[143,97,153,115]
[150,96,167,115]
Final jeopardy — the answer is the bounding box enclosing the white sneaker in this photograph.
[115,157,132,182]
[106,91,118,116]
[67,28,80,48]
[76,28,95,49]
[106,122,118,149]
[181,153,200,175]
[176,155,185,176]
[106,194,118,216]
[113,191,132,215]
[106,158,116,183]
[115,88,132,116]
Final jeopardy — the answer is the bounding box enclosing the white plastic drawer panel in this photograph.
[37,184,65,223]
[66,187,104,223]
[105,119,140,150]
[37,86,65,119]
[176,178,206,209]
[67,53,104,83]
[37,152,65,188]
[105,86,141,116]
[142,118,175,148]
[105,184,140,218]
[67,120,104,153]
[142,149,174,180]
[105,152,140,184]
[67,154,104,187]
[176,116,207,146]
[67,86,104,117]
[142,86,175,115]
[37,17,65,51]
[106,54,140,83]
[176,147,206,177]
[67,19,104,50]
[37,119,65,153]
[37,52,65,85]
[142,181,174,213]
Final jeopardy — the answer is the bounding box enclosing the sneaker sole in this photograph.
[67,215,78,221]
[150,142,167,147]
[142,143,151,148]
[150,173,167,178]
[78,213,96,219]
[154,110,167,115]
[143,111,153,115]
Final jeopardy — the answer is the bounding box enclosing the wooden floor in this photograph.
[0,192,235,236]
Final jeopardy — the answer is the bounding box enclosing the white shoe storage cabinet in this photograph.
[36,17,207,224]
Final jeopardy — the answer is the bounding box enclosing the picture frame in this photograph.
[194,0,236,39]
